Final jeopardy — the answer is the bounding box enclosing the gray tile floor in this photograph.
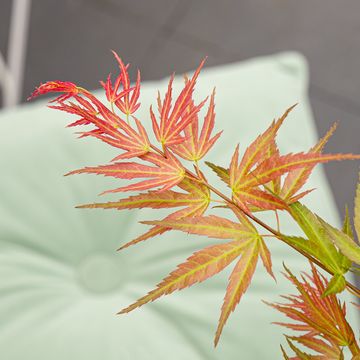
[1,0,360,219]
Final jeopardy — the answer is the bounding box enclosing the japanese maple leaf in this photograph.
[31,80,150,160]
[227,105,296,211]
[278,122,338,203]
[104,50,141,116]
[150,59,207,147]
[29,80,82,102]
[169,88,222,161]
[266,263,359,359]
[78,177,211,250]
[228,107,360,211]
[120,205,274,346]
[67,151,185,193]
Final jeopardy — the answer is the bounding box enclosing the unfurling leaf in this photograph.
[108,51,141,116]
[29,80,81,102]
[118,239,253,314]
[31,53,149,161]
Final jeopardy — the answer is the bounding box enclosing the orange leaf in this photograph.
[267,264,357,357]
[280,122,338,202]
[259,237,276,281]
[144,215,258,241]
[118,178,210,250]
[45,85,149,160]
[230,105,296,191]
[170,89,222,161]
[233,188,288,211]
[119,239,253,314]
[214,238,260,346]
[242,152,360,190]
[67,151,185,193]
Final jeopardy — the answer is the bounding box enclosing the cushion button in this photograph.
[77,253,125,294]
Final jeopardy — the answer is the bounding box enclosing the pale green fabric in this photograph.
[0,52,358,359]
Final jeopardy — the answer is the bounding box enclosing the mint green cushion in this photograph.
[0,52,357,359]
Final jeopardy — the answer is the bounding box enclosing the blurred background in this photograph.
[1,0,359,219]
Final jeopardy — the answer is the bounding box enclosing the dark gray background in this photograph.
[1,0,360,221]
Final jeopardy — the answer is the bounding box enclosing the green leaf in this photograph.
[355,174,360,242]
[341,206,354,270]
[343,206,354,239]
[286,338,312,359]
[282,235,323,263]
[205,161,230,185]
[289,202,346,273]
[322,274,346,297]
[318,217,360,266]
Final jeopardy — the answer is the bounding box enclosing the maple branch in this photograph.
[183,166,360,298]
[35,56,360,352]
[149,143,360,297]
[349,339,360,357]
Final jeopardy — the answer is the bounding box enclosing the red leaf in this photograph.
[67,151,185,193]
[29,80,81,102]
[151,59,207,146]
[170,89,222,161]
[110,51,141,116]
